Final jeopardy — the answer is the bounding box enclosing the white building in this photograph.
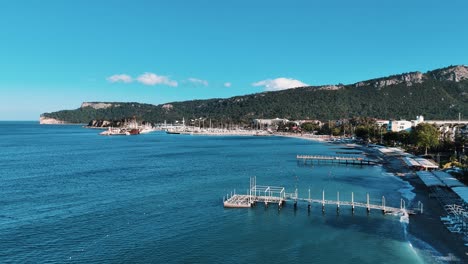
[253,118,289,128]
[388,115,424,132]
[376,119,390,127]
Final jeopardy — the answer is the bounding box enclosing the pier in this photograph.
[296,154,380,166]
[223,177,422,215]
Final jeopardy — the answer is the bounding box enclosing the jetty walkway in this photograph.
[296,154,380,166]
[223,177,422,215]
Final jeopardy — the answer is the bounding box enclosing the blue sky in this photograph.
[1,0,467,120]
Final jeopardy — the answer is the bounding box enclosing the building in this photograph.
[387,120,412,132]
[388,115,424,132]
[296,120,323,127]
[252,118,289,128]
[376,119,390,127]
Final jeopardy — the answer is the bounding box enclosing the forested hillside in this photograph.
[41,66,468,124]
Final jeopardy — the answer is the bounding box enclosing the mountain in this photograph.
[40,65,468,124]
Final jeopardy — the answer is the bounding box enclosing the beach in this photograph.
[358,145,468,262]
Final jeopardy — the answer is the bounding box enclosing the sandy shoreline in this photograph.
[274,133,330,142]
[173,130,332,142]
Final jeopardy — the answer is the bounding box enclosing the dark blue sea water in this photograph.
[0,122,438,263]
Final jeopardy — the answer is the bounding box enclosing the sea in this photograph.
[0,122,443,263]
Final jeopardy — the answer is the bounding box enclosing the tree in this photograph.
[383,131,399,146]
[415,123,439,155]
[301,122,318,132]
[398,130,410,145]
[355,126,369,140]
[331,127,341,136]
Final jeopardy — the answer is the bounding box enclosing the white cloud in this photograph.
[107,74,133,83]
[224,82,232,87]
[137,72,178,87]
[188,78,208,86]
[252,77,308,91]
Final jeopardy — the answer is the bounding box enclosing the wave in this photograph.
[384,173,444,262]
[406,232,447,263]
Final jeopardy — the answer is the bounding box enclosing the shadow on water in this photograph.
[244,203,408,243]
[297,162,371,169]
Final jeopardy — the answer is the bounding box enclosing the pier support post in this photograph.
[337,191,340,214]
[294,188,298,210]
[382,196,386,214]
[366,193,370,214]
[322,189,325,213]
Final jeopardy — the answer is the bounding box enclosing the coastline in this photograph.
[271,133,467,262]
[274,132,330,142]
[358,145,467,262]
[170,130,331,142]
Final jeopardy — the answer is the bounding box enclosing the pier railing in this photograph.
[223,177,422,216]
[297,155,380,165]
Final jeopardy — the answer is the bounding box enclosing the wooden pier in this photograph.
[223,177,421,215]
[296,154,380,166]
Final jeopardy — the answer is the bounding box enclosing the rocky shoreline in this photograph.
[39,116,67,124]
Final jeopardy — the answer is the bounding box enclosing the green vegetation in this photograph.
[414,123,440,155]
[42,70,468,124]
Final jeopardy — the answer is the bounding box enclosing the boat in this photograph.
[100,127,140,136]
[100,127,126,136]
[129,128,140,135]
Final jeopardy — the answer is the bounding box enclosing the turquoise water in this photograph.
[0,122,434,263]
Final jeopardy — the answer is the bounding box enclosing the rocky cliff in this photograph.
[39,116,66,124]
[81,102,120,109]
[429,65,468,82]
[355,71,424,88]
[87,119,125,128]
[354,65,468,89]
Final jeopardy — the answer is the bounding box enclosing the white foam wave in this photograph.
[406,232,446,262]
[399,209,410,225]
[382,172,445,262]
